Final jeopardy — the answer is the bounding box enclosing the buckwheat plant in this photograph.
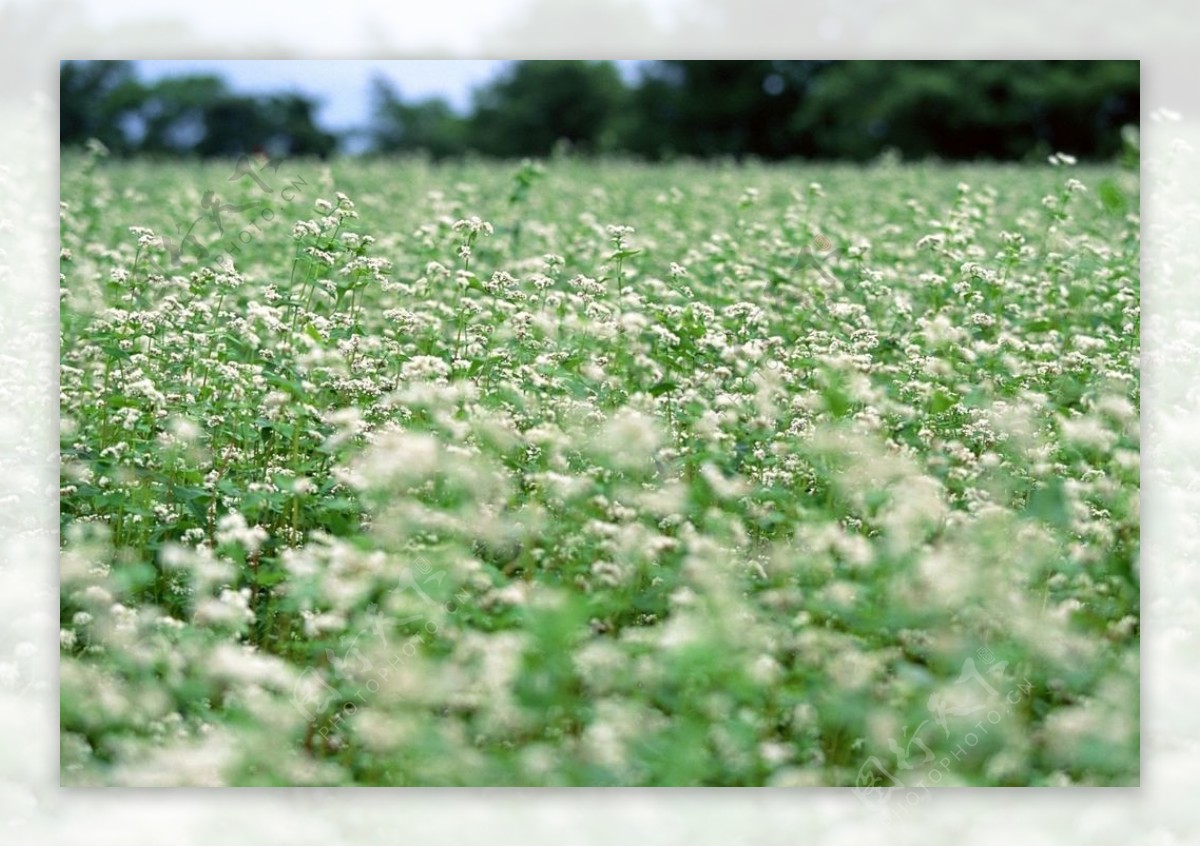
[60,152,1138,787]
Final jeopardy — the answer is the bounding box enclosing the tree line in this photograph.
[60,61,338,159]
[61,60,1138,162]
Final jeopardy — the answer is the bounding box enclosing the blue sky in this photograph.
[133,60,646,135]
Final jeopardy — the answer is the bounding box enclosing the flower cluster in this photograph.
[59,154,1139,787]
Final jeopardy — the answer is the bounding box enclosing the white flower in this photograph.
[590,560,626,587]
[921,313,965,347]
[699,462,747,499]
[492,582,530,606]
[593,408,662,471]
[79,586,113,608]
[300,610,347,637]
[215,512,268,554]
[400,355,451,382]
[292,220,321,239]
[452,216,493,237]
[1060,414,1117,452]
[194,588,255,629]
[168,417,202,442]
[350,430,441,490]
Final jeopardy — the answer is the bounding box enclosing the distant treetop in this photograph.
[62,60,1138,161]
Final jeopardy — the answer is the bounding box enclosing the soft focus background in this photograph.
[1,0,1196,843]
[60,59,1138,160]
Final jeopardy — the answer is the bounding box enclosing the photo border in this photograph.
[2,1,1191,842]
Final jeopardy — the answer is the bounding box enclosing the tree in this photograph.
[59,60,145,154]
[620,60,830,160]
[60,64,336,159]
[367,76,468,158]
[62,60,1138,163]
[792,61,1139,161]
[140,80,335,158]
[259,94,338,158]
[468,61,628,157]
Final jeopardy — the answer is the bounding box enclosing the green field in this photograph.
[59,149,1140,788]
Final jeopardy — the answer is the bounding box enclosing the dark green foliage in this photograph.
[60,61,336,158]
[468,60,629,158]
[62,60,1139,162]
[366,75,470,159]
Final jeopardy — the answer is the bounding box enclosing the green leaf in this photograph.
[171,485,209,502]
[1025,478,1071,530]
[1098,179,1126,215]
[930,389,957,414]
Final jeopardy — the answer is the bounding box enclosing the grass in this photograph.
[59,147,1139,787]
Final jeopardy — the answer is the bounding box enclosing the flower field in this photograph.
[59,148,1139,788]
